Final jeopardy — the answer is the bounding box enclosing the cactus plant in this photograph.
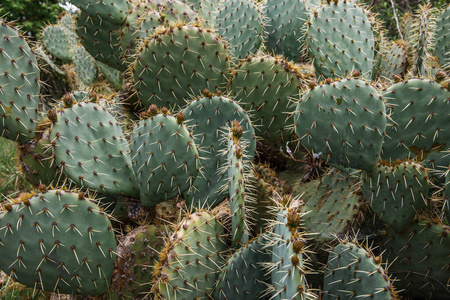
[294,77,386,171]
[183,94,256,209]
[152,210,227,299]
[305,0,375,79]
[216,0,263,59]
[0,19,40,143]
[130,110,199,206]
[323,241,396,299]
[0,189,116,295]
[132,24,231,110]
[50,101,138,197]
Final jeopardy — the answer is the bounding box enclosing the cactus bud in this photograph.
[47,109,58,123]
[231,120,243,140]
[435,70,446,83]
[325,78,332,85]
[148,104,159,117]
[235,147,243,159]
[37,184,47,192]
[393,74,403,83]
[2,203,12,211]
[308,80,317,90]
[352,70,360,78]
[161,107,169,115]
[287,211,301,229]
[62,93,74,108]
[292,240,304,253]
[89,90,98,102]
[176,111,185,124]
[202,89,212,98]
[291,255,300,266]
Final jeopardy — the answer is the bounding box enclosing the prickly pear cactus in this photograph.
[183,94,256,209]
[216,0,263,59]
[412,4,435,77]
[382,79,450,162]
[19,129,59,187]
[152,210,227,299]
[230,55,305,145]
[435,5,450,68]
[214,235,270,299]
[323,241,396,299]
[42,25,77,61]
[294,78,386,171]
[110,224,169,298]
[130,110,199,206]
[76,11,125,71]
[266,196,313,300]
[306,0,375,79]
[0,189,116,295]
[381,219,450,299]
[361,161,429,231]
[227,121,250,247]
[294,168,364,242]
[147,0,198,23]
[132,24,231,110]
[0,19,40,143]
[68,0,128,25]
[379,40,409,80]
[72,45,97,86]
[49,101,138,197]
[264,0,312,62]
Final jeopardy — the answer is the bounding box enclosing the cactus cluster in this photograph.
[0,0,450,299]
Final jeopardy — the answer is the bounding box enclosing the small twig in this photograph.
[389,0,404,40]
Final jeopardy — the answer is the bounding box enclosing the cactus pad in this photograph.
[0,190,116,295]
[294,78,386,171]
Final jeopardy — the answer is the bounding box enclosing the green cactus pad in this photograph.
[183,95,255,209]
[132,24,231,110]
[50,101,138,197]
[216,0,263,59]
[435,5,450,68]
[227,127,249,248]
[42,25,77,61]
[95,61,123,91]
[382,79,450,162]
[361,161,429,231]
[444,170,449,223]
[76,11,125,71]
[110,224,169,298]
[59,13,76,32]
[294,78,386,171]
[69,0,128,25]
[0,190,116,295]
[412,4,435,77]
[19,130,60,188]
[264,0,312,62]
[138,10,164,39]
[230,55,305,145]
[73,45,97,86]
[379,40,409,80]
[0,19,40,143]
[293,168,364,242]
[266,197,313,300]
[214,235,271,299]
[306,0,375,79]
[323,242,395,299]
[381,219,450,299]
[152,210,227,299]
[130,113,199,206]
[183,0,222,27]
[146,0,198,24]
